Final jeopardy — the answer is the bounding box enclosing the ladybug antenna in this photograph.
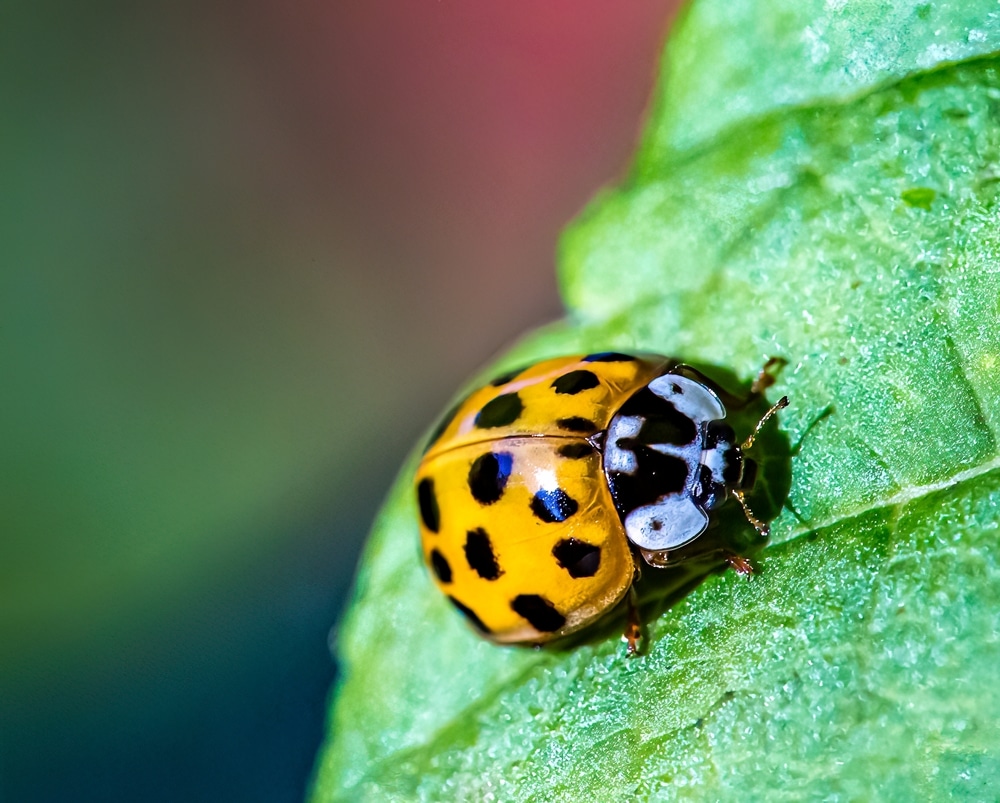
[741,396,789,451]
[734,394,789,537]
[733,490,770,537]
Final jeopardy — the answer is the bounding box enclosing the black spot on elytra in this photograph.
[583,352,635,362]
[551,369,600,395]
[606,448,689,519]
[557,441,594,459]
[556,416,597,434]
[448,596,491,634]
[511,594,566,632]
[489,367,523,387]
[552,538,602,578]
[531,489,579,523]
[417,478,440,533]
[468,451,513,505]
[429,549,452,583]
[475,392,523,429]
[464,528,502,580]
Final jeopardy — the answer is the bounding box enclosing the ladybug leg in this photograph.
[622,585,642,657]
[734,356,787,409]
[749,356,786,396]
[724,552,755,576]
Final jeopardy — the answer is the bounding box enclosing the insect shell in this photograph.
[415,352,782,648]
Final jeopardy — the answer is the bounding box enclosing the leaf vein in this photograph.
[641,50,1000,178]
[777,454,1000,549]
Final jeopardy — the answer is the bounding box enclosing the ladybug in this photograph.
[415,352,787,654]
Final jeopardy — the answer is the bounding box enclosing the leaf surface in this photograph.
[311,2,1000,799]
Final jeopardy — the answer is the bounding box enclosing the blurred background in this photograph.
[1,1,677,800]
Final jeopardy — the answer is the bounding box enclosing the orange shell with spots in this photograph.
[415,353,674,643]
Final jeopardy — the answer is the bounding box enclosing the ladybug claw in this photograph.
[725,553,755,576]
[623,629,641,657]
[622,585,642,657]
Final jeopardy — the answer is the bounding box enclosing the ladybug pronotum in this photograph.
[415,352,787,654]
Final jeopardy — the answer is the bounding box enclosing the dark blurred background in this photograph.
[1,2,676,800]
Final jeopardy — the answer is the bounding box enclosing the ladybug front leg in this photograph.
[749,356,786,396]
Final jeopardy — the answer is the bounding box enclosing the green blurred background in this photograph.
[1,1,676,800]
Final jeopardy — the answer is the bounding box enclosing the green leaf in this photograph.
[311,1,1000,799]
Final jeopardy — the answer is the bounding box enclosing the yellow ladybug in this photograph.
[415,352,787,654]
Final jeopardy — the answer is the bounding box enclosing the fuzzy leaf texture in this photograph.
[311,1,1000,800]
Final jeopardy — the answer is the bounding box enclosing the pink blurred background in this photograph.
[2,2,677,800]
